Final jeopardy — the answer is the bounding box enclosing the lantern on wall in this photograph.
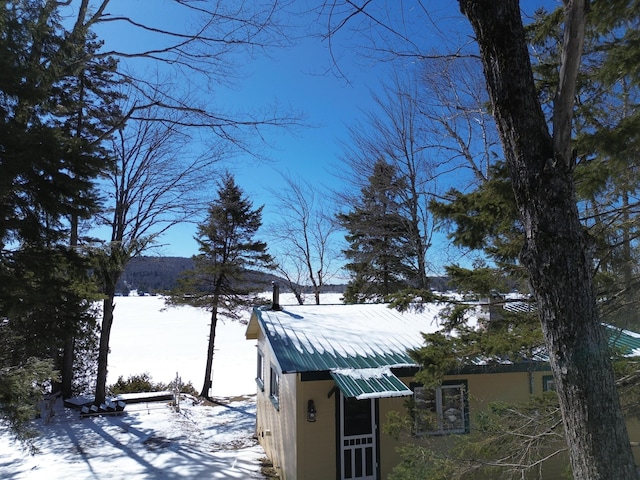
[307,399,317,422]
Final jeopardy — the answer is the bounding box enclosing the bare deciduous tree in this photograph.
[416,57,499,186]
[58,0,300,405]
[338,73,436,288]
[268,175,340,305]
[91,99,229,404]
[67,0,298,145]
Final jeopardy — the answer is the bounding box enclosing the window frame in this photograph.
[269,365,280,410]
[542,375,555,392]
[411,380,469,436]
[256,350,265,391]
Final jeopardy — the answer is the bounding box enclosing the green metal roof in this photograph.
[330,368,414,400]
[249,303,446,374]
[247,303,640,393]
[606,324,640,356]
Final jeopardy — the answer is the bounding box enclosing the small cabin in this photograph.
[244,300,595,479]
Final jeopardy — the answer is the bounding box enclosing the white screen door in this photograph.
[339,393,377,480]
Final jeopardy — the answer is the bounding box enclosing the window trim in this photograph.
[542,375,555,392]
[269,365,280,410]
[256,350,265,391]
[411,380,469,436]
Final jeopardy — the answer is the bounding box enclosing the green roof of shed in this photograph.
[605,324,640,355]
[247,302,640,383]
[248,303,449,374]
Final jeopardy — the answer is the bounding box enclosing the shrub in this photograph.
[108,373,199,396]
[108,373,163,395]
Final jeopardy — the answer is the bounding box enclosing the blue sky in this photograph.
[87,1,559,274]
[89,0,393,258]
[159,35,386,259]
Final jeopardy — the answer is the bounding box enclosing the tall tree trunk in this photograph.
[61,337,75,399]
[201,304,219,398]
[94,244,128,405]
[61,213,79,399]
[459,1,637,478]
[95,291,115,406]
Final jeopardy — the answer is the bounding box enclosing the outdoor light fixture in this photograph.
[307,399,317,422]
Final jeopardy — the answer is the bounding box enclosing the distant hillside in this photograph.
[115,256,344,296]
[116,256,194,294]
[116,256,448,296]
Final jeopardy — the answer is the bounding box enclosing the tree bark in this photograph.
[459,1,637,478]
[95,292,115,406]
[61,337,75,399]
[61,213,80,399]
[201,304,219,399]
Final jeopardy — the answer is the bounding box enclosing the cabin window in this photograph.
[412,381,468,435]
[542,375,555,392]
[256,351,264,391]
[269,365,280,409]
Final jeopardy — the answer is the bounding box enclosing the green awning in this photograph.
[330,368,413,400]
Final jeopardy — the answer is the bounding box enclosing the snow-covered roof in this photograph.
[605,324,640,357]
[247,302,448,374]
[330,367,414,400]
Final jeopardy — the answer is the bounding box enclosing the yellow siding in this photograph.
[250,329,640,480]
[254,331,298,480]
[378,395,409,478]
[629,419,640,465]
[254,363,558,479]
[297,379,338,480]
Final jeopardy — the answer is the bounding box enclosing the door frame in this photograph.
[336,392,380,480]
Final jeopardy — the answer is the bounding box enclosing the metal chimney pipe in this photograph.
[272,282,281,311]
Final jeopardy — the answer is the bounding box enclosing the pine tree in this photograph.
[0,1,115,426]
[528,2,640,331]
[416,3,640,476]
[337,159,414,302]
[166,173,273,398]
[429,160,526,292]
[0,1,110,246]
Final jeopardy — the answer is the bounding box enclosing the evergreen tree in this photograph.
[337,159,415,303]
[0,1,110,246]
[0,0,115,430]
[165,173,273,398]
[340,73,440,292]
[409,3,640,476]
[430,161,525,293]
[0,244,100,442]
[430,1,636,477]
[528,2,640,331]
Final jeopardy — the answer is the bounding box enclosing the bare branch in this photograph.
[266,174,341,304]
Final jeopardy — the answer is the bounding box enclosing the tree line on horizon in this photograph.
[114,256,450,296]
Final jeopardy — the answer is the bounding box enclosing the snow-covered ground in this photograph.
[0,396,264,479]
[1,293,341,479]
[105,295,257,397]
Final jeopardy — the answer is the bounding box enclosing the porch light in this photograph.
[307,399,317,422]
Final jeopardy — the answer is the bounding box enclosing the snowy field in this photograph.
[105,295,258,397]
[1,292,342,479]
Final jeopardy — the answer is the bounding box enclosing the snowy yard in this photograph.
[0,294,296,479]
[0,396,266,479]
